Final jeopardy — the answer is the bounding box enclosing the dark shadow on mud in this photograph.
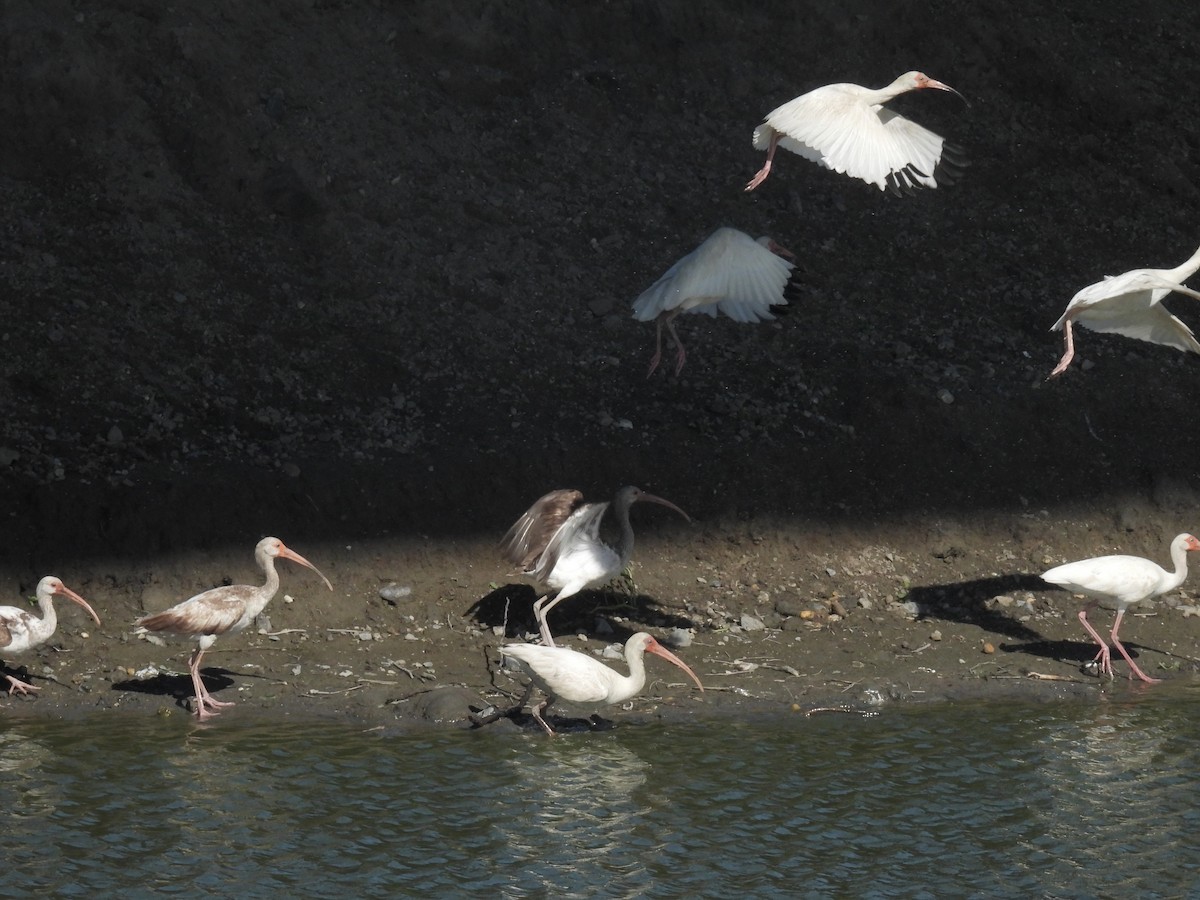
[111,667,238,712]
[466,583,698,639]
[907,574,1050,640]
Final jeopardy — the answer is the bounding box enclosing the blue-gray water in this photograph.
[4,693,1199,898]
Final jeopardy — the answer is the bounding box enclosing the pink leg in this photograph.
[188,649,235,721]
[5,674,39,696]
[664,318,687,375]
[530,699,557,737]
[1047,319,1075,379]
[531,593,560,648]
[534,587,582,649]
[745,132,781,192]
[1110,609,1161,684]
[1078,608,1113,678]
[646,319,665,377]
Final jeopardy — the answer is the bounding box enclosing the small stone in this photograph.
[663,627,693,648]
[741,613,765,631]
[380,583,413,602]
[106,425,123,444]
[930,629,943,641]
[938,389,955,404]
[982,642,996,654]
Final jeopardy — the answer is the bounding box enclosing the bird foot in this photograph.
[744,164,771,192]
[5,675,39,696]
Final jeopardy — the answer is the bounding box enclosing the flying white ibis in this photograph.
[1047,244,1200,378]
[1041,533,1200,683]
[631,227,800,376]
[500,486,690,647]
[136,536,332,720]
[1,577,101,696]
[500,631,704,735]
[745,71,967,194]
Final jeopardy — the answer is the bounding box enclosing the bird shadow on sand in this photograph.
[466,583,698,639]
[111,667,240,712]
[905,573,1050,641]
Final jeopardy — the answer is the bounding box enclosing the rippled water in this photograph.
[4,690,1200,897]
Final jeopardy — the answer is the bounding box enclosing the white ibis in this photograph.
[1,577,101,696]
[1042,533,1200,683]
[136,536,332,720]
[500,631,704,735]
[745,71,967,194]
[500,486,690,647]
[631,227,800,376]
[1048,244,1200,378]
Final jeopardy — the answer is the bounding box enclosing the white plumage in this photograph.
[745,71,966,194]
[500,487,690,647]
[0,576,101,696]
[1042,533,1200,683]
[500,631,704,735]
[1048,244,1200,378]
[631,227,798,375]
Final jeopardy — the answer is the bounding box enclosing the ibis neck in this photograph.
[614,500,637,568]
[34,595,57,641]
[1168,244,1200,283]
[610,649,649,704]
[250,556,283,617]
[1164,542,1193,593]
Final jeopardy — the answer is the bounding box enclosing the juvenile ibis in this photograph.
[1048,244,1200,378]
[1,577,101,696]
[136,536,332,720]
[745,71,967,194]
[631,227,800,376]
[500,486,690,647]
[500,631,704,735]
[1042,533,1200,683]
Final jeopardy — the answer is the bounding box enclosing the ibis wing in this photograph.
[1053,272,1200,353]
[632,228,793,322]
[500,490,585,573]
[1043,556,1163,603]
[0,607,34,648]
[533,500,610,584]
[763,90,951,192]
[136,587,250,637]
[501,644,615,704]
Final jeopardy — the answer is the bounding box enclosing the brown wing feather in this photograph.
[137,586,251,637]
[500,489,585,572]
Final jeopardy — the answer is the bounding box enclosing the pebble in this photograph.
[740,613,765,631]
[982,642,996,654]
[663,627,693,648]
[930,629,943,641]
[380,583,413,602]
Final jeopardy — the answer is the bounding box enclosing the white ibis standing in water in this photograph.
[1047,244,1200,378]
[500,486,691,647]
[1041,533,1200,683]
[500,631,704,735]
[0,577,101,696]
[631,227,801,376]
[136,536,332,720]
[745,71,967,194]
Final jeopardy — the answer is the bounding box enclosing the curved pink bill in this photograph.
[645,638,704,692]
[280,547,334,591]
[57,585,102,627]
[639,493,692,525]
[924,76,969,107]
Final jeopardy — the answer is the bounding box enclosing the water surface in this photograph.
[4,691,1198,897]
